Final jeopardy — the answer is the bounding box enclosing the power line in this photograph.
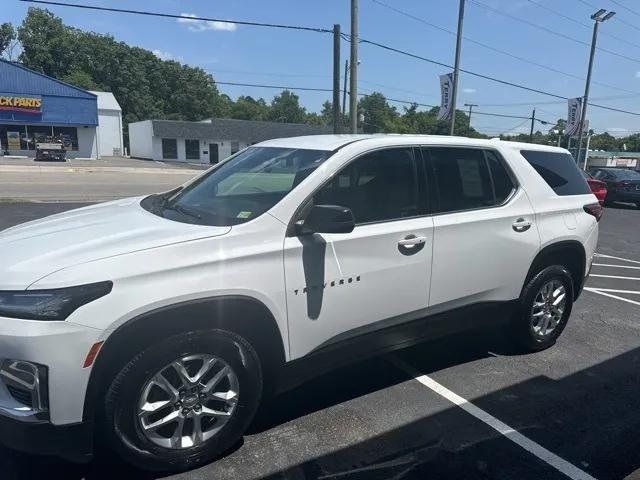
[608,0,640,18]
[525,0,640,50]
[19,0,333,33]
[216,81,332,92]
[576,0,640,33]
[469,0,640,66]
[369,0,640,96]
[24,0,640,118]
[216,80,557,123]
[356,37,640,117]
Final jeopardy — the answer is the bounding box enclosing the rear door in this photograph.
[284,147,434,359]
[424,146,540,307]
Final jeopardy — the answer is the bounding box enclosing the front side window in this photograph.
[185,139,200,160]
[162,138,177,159]
[521,150,590,196]
[428,147,495,213]
[314,148,420,224]
[145,147,331,226]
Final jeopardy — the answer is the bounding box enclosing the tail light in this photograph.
[584,203,603,222]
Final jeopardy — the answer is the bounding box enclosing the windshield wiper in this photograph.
[164,203,203,221]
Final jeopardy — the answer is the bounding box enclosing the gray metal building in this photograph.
[128,118,332,164]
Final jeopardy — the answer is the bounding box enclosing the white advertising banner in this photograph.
[566,97,583,137]
[438,73,454,121]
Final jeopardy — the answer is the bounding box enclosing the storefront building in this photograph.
[129,118,332,164]
[0,59,122,159]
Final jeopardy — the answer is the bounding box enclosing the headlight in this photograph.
[0,281,113,320]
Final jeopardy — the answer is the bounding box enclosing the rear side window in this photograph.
[485,150,516,203]
[427,147,514,213]
[521,150,590,196]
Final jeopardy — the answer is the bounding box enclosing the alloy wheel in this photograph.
[137,354,239,449]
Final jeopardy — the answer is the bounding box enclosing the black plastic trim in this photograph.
[0,413,93,463]
[276,300,518,394]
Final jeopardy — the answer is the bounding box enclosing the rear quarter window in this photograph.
[520,150,591,196]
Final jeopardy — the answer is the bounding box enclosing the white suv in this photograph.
[0,135,600,470]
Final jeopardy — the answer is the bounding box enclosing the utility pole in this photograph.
[349,0,359,134]
[449,0,466,136]
[332,24,341,134]
[577,8,615,165]
[529,108,536,142]
[342,60,349,118]
[464,103,477,131]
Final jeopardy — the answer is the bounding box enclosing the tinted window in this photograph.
[485,150,516,203]
[314,148,420,224]
[428,147,494,213]
[162,138,177,159]
[185,139,200,160]
[521,150,590,195]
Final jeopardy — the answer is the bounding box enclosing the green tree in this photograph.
[0,22,16,58]
[268,90,306,123]
[358,92,398,133]
[229,96,270,121]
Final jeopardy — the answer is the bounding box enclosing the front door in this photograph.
[284,147,434,359]
[209,143,219,164]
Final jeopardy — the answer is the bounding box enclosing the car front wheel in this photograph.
[102,329,262,472]
[511,265,574,352]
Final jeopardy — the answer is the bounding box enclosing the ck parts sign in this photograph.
[0,95,43,114]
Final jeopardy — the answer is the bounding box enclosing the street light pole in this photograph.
[449,0,466,136]
[577,8,615,165]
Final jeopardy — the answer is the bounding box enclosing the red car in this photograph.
[582,171,607,205]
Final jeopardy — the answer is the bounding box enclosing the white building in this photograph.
[90,91,124,157]
[128,118,332,164]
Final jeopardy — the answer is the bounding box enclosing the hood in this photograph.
[0,197,230,290]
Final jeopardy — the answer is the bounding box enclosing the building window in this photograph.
[52,126,79,151]
[185,139,200,160]
[162,138,177,159]
[0,125,29,150]
[231,141,240,155]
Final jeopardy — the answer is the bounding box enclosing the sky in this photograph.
[2,0,640,136]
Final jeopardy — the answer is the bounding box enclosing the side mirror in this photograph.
[296,204,355,235]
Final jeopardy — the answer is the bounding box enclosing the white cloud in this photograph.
[177,13,237,32]
[462,88,476,94]
[635,71,640,78]
[152,49,179,61]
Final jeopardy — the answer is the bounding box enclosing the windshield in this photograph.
[144,147,331,226]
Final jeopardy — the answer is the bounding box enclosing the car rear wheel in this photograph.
[510,265,574,352]
[102,329,262,472]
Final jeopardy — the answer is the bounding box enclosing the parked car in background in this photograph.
[588,167,640,207]
[582,171,607,205]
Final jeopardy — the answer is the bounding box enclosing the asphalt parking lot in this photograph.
[1,202,639,480]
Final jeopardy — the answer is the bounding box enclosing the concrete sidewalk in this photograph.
[0,155,209,173]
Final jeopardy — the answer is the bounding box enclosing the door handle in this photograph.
[398,235,427,247]
[512,218,532,232]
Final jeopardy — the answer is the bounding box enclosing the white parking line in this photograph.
[592,264,640,270]
[594,253,640,265]
[584,288,640,307]
[589,274,640,281]
[585,287,640,295]
[389,356,597,480]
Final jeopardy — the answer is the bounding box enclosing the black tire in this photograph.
[102,329,262,472]
[510,265,574,352]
